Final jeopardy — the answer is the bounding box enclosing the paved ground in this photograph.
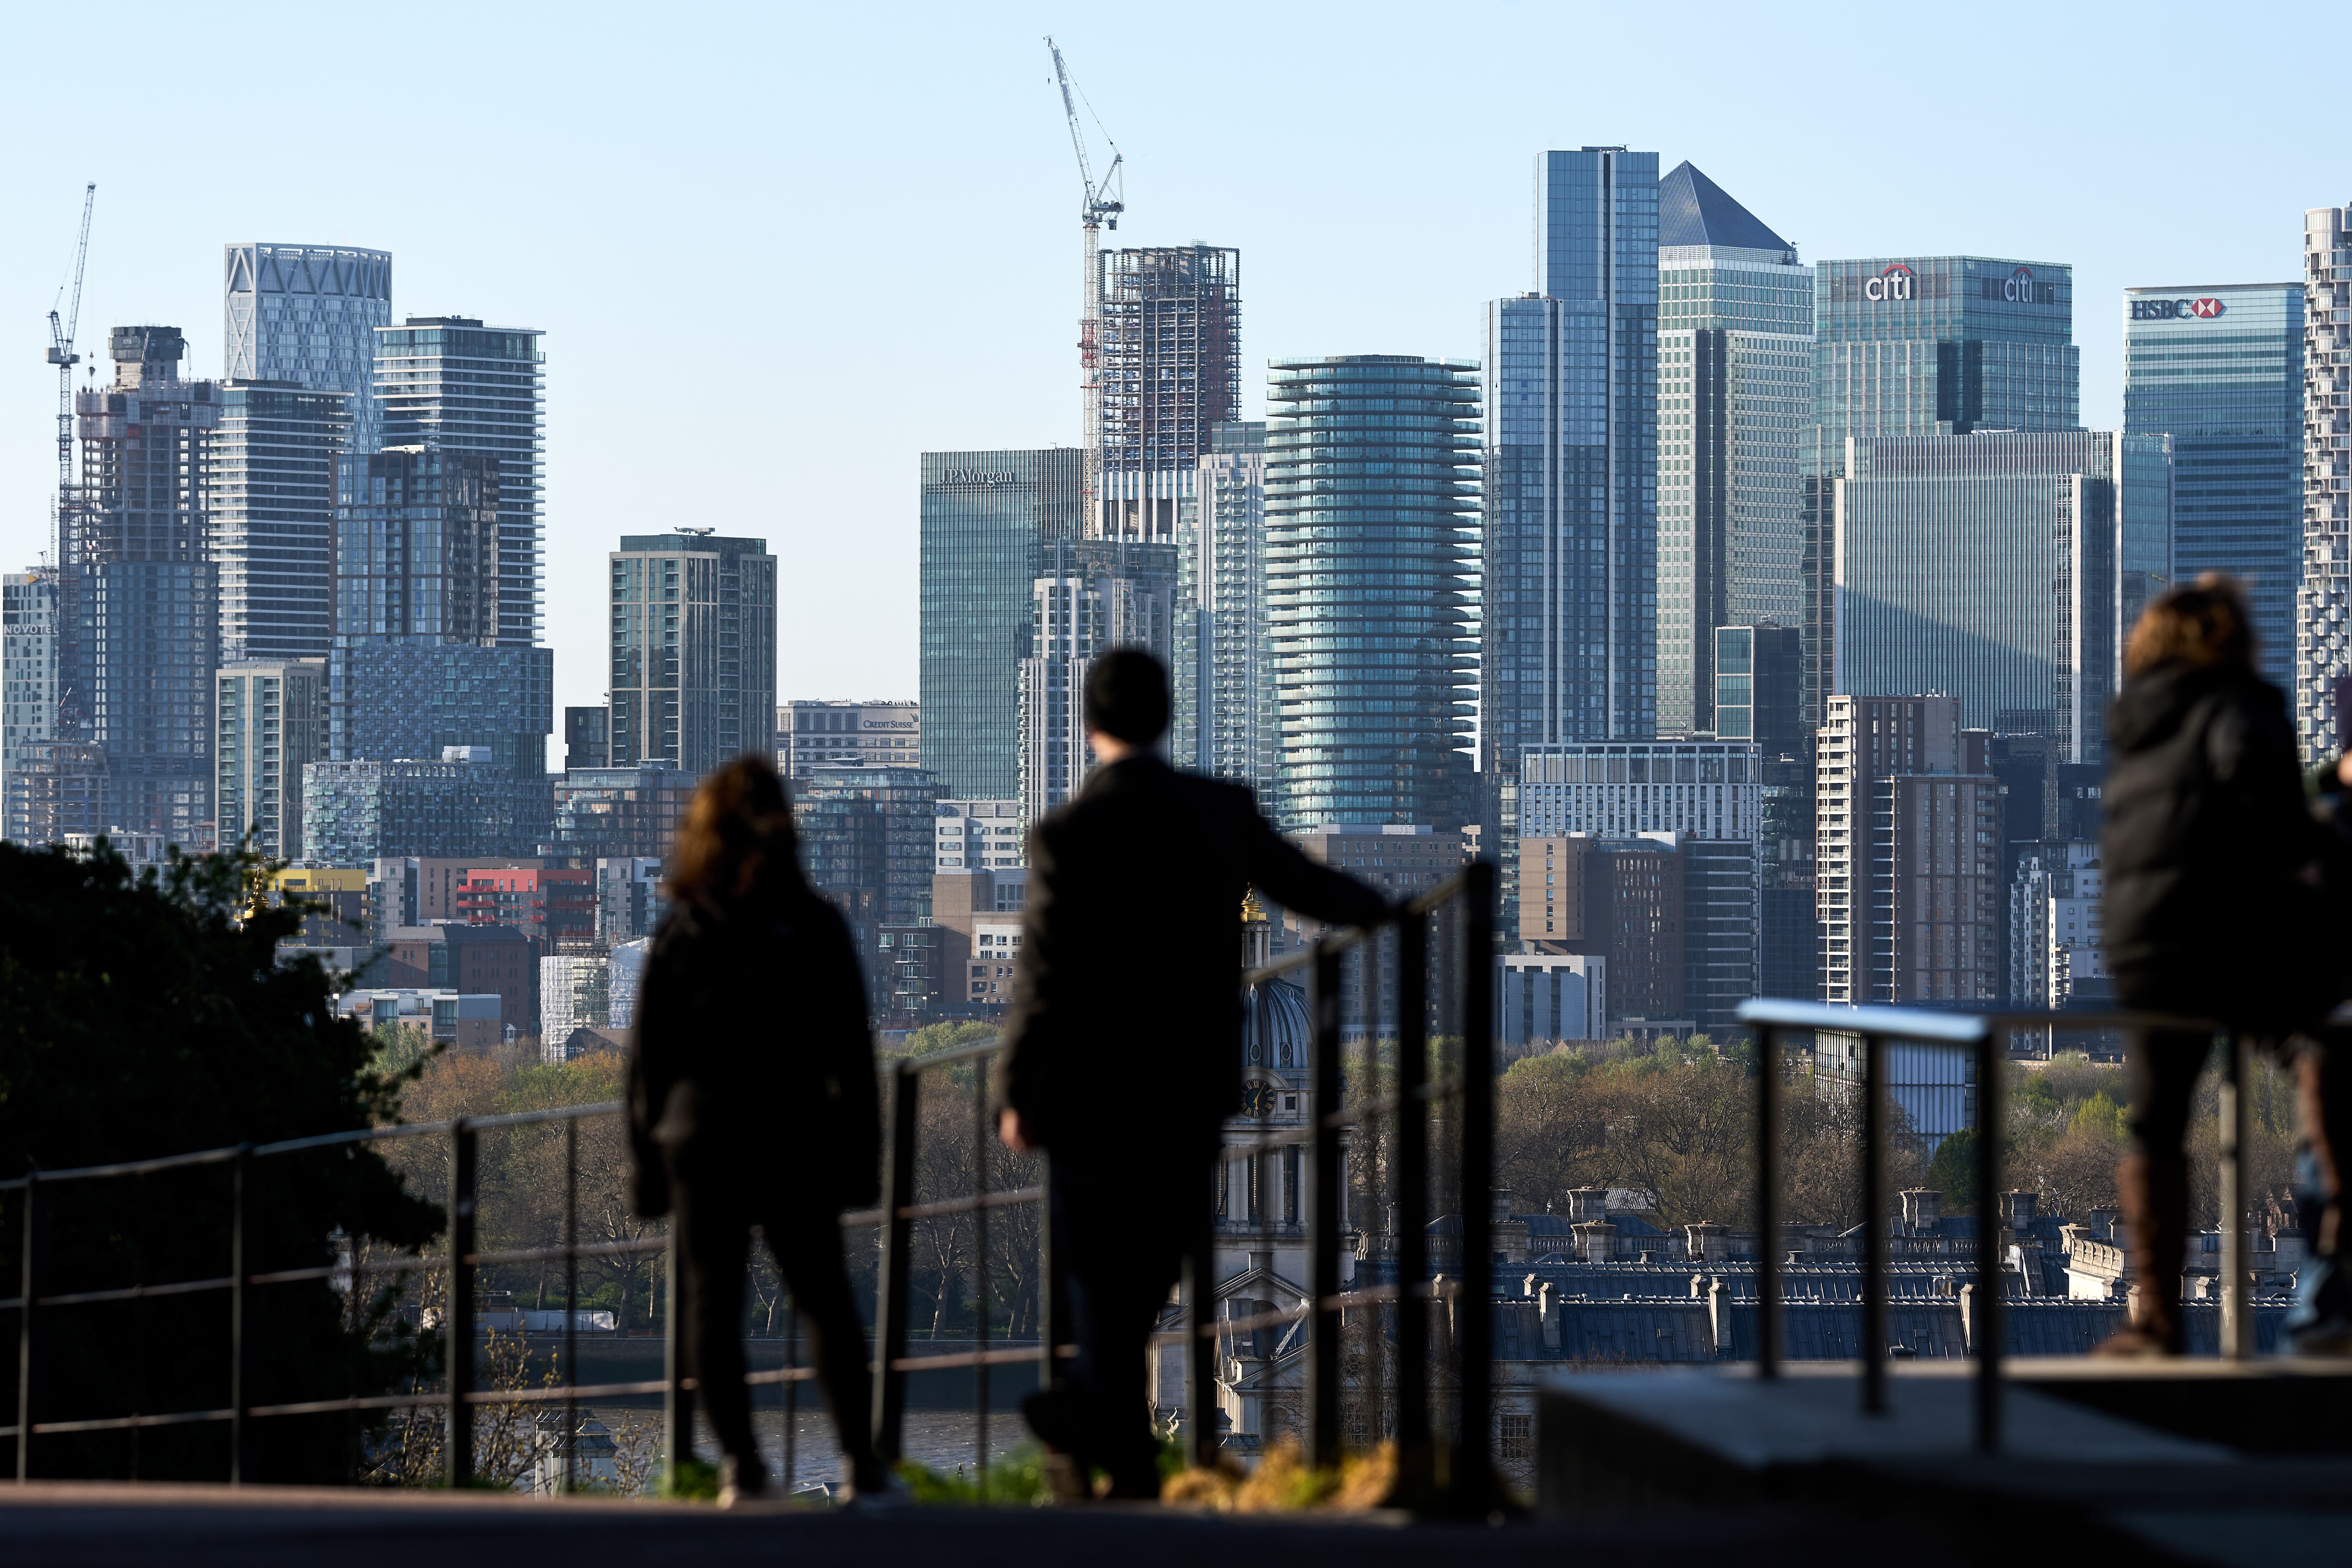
[0,1481,1964,1568]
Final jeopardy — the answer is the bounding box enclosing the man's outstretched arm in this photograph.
[1235,792,1392,931]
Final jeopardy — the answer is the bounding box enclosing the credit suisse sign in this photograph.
[2131,296,2228,321]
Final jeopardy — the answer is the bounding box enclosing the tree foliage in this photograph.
[0,840,441,1482]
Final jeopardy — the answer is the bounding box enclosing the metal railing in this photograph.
[1,861,1500,1505]
[1738,998,2266,1456]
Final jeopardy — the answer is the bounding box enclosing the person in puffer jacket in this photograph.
[2100,575,2350,1354]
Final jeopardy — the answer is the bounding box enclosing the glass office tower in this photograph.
[2122,282,2299,691]
[1654,162,1811,736]
[207,381,350,663]
[1483,146,1658,773]
[1266,356,1479,832]
[224,244,392,455]
[374,317,545,649]
[1803,256,2080,724]
[918,450,1086,801]
[1834,430,2171,765]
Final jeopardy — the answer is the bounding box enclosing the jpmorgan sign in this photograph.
[1863,263,1915,302]
[2131,296,2228,321]
[939,469,1014,487]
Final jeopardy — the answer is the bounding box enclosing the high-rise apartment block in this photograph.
[2009,840,2105,1008]
[919,450,1086,800]
[776,699,920,775]
[63,328,222,849]
[1094,245,1241,540]
[224,244,393,454]
[216,658,325,860]
[933,799,1024,872]
[794,766,943,1009]
[607,534,777,778]
[1804,257,2081,726]
[2,571,58,822]
[374,318,545,648]
[1267,356,1478,833]
[1019,538,1174,822]
[1483,148,1660,780]
[1815,695,1999,1005]
[1517,831,1755,1034]
[548,765,696,862]
[1655,164,1812,737]
[303,754,552,863]
[1833,431,2171,764]
[564,706,610,770]
[330,448,552,776]
[1174,421,1276,799]
[207,381,351,664]
[2301,207,2352,756]
[2125,282,2299,689]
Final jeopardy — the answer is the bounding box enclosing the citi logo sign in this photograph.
[2002,267,2037,303]
[1863,263,1914,302]
[2131,297,2228,321]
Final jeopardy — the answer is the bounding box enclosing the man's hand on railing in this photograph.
[997,1107,1034,1152]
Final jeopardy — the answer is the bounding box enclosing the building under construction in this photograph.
[1094,245,1241,539]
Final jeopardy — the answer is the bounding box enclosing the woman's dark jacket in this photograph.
[626,886,880,1218]
[2100,659,2340,1026]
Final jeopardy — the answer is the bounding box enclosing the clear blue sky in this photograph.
[0,2,2328,742]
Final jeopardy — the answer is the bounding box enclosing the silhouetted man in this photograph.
[998,649,1387,1497]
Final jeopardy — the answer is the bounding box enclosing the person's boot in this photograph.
[718,1452,767,1509]
[2093,1153,2187,1356]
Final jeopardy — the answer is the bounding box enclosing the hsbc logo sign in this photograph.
[1863,263,1914,302]
[2131,296,2229,321]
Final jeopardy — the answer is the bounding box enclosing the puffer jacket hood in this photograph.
[2106,659,2248,757]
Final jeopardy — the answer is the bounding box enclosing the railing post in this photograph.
[447,1120,476,1488]
[2219,1033,2252,1361]
[1757,1029,1780,1378]
[1037,1160,1059,1394]
[562,1115,578,1494]
[1860,1034,1886,1416]
[1182,1187,1218,1470]
[1393,914,1429,1465]
[1973,1025,2003,1454]
[1452,860,1495,1511]
[972,1056,990,1486]
[1306,941,1344,1470]
[229,1144,255,1485]
[870,1061,919,1462]
[15,1171,41,1483]
[663,1222,690,1481]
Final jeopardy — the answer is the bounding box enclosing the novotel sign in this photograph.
[2131,296,2228,321]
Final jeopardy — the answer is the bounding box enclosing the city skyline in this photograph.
[0,5,2334,732]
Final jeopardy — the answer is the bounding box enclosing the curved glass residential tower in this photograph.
[1265,356,1479,832]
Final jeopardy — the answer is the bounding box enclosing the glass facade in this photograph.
[608,534,777,779]
[223,244,392,455]
[1019,538,1174,821]
[1174,420,1276,798]
[2,571,58,823]
[374,317,545,648]
[2301,209,2352,757]
[1267,356,1479,832]
[1803,256,2082,725]
[1655,162,1811,736]
[2122,282,2298,689]
[209,382,351,663]
[216,658,325,860]
[302,757,552,862]
[918,449,1086,801]
[1835,431,2171,764]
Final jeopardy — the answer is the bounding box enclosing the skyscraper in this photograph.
[223,244,392,455]
[329,448,552,777]
[1834,430,2171,765]
[1654,163,1812,736]
[919,450,1086,800]
[1483,147,1659,788]
[2300,207,2352,756]
[1266,356,1478,832]
[1094,245,1241,540]
[2,570,57,821]
[374,317,545,648]
[1174,421,1276,798]
[1018,538,1174,821]
[207,381,351,663]
[2123,282,2299,691]
[607,533,778,778]
[63,328,221,848]
[216,658,326,859]
[1804,256,2081,725]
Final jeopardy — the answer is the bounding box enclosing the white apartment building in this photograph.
[2011,842,2105,1008]
[935,798,1025,872]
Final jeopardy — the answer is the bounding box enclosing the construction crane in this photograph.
[1045,38,1121,520]
[46,183,95,512]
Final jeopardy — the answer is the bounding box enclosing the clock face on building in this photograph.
[1240,1080,1278,1119]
